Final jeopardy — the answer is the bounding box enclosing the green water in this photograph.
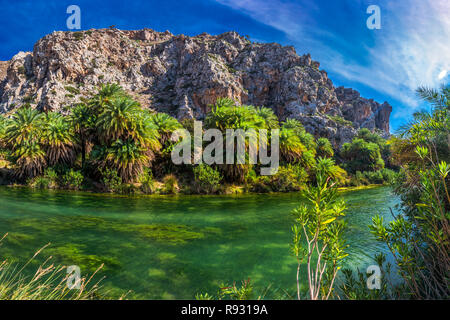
[0,186,399,299]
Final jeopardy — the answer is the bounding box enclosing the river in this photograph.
[0,186,400,299]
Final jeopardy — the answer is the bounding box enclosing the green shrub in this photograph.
[100,168,122,193]
[27,169,59,189]
[196,279,254,300]
[17,66,26,75]
[269,165,307,192]
[44,168,59,188]
[327,115,353,126]
[193,164,222,194]
[64,86,80,95]
[117,183,137,195]
[249,165,308,193]
[350,169,398,186]
[380,168,397,184]
[248,175,272,193]
[72,32,84,41]
[28,176,51,189]
[62,169,84,190]
[291,158,348,299]
[139,168,155,194]
[161,174,179,194]
[300,150,316,169]
[340,138,385,173]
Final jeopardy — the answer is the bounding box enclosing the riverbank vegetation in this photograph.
[0,83,397,195]
[2,83,447,300]
[333,84,450,299]
[197,84,449,300]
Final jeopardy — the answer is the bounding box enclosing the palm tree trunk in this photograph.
[81,137,86,168]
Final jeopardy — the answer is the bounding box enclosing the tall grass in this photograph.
[0,233,115,300]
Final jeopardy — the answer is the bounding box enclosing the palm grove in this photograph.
[0,83,396,194]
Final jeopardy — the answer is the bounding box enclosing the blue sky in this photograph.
[0,0,449,131]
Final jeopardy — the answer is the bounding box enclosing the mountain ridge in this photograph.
[0,28,392,145]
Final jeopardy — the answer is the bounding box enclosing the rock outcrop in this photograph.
[0,28,392,145]
[0,61,8,86]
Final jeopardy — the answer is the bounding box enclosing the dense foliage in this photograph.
[341,84,450,299]
[0,84,395,194]
[370,85,449,299]
[291,158,348,299]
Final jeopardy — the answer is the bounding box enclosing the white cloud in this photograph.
[438,70,448,80]
[215,0,450,111]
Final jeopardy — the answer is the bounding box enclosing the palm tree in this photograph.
[105,138,150,182]
[209,97,235,111]
[314,157,347,185]
[96,96,141,143]
[70,103,94,168]
[42,112,77,166]
[150,113,182,145]
[89,83,125,114]
[205,98,269,182]
[256,107,279,129]
[134,110,161,154]
[398,85,450,158]
[279,128,306,163]
[298,129,317,152]
[280,119,317,164]
[5,106,43,148]
[13,142,46,179]
[92,90,163,180]
[316,137,334,158]
[416,85,450,110]
[282,118,304,132]
[0,116,6,149]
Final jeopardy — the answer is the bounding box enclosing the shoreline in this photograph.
[0,182,386,198]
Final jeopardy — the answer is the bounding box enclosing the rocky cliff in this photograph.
[0,28,391,145]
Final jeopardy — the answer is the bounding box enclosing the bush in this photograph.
[28,176,51,189]
[161,174,179,194]
[139,168,155,194]
[248,175,272,193]
[44,168,59,188]
[340,138,385,173]
[193,164,222,194]
[62,169,84,190]
[27,169,59,189]
[100,168,122,193]
[327,114,353,126]
[248,164,308,193]
[350,169,398,186]
[269,165,307,192]
[117,183,137,195]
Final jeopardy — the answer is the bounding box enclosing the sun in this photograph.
[438,69,448,80]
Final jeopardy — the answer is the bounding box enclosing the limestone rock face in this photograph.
[0,61,8,83]
[0,28,392,145]
[335,87,392,134]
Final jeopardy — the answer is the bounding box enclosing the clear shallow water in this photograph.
[0,186,400,299]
